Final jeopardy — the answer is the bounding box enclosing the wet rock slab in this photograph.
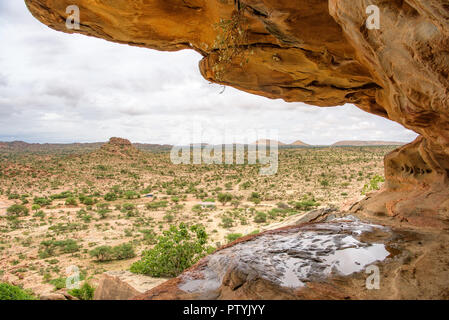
[138,216,393,300]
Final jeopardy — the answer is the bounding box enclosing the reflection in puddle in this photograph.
[179,216,391,293]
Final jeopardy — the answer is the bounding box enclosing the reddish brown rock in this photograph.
[99,137,140,157]
[23,0,449,227]
[94,271,168,300]
[135,216,449,300]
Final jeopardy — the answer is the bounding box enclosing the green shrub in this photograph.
[362,175,385,195]
[48,278,66,290]
[140,229,157,245]
[130,223,213,277]
[218,193,233,205]
[112,243,136,260]
[221,216,234,228]
[89,243,135,261]
[80,196,94,206]
[0,283,35,300]
[68,282,95,300]
[122,203,135,211]
[248,192,261,204]
[33,210,45,218]
[293,199,319,211]
[50,191,73,200]
[65,197,78,206]
[146,201,168,210]
[104,192,117,201]
[226,233,243,243]
[89,246,114,262]
[39,239,80,258]
[192,204,203,213]
[254,211,267,223]
[6,204,29,216]
[124,190,140,199]
[33,197,52,207]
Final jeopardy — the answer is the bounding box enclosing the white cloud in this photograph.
[0,1,418,145]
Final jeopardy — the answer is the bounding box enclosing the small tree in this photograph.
[130,223,213,277]
[218,193,233,205]
[104,192,117,201]
[65,197,78,206]
[68,282,95,300]
[0,283,35,300]
[254,211,267,223]
[89,246,114,262]
[248,192,261,204]
[7,204,29,217]
[112,243,136,260]
[31,204,41,213]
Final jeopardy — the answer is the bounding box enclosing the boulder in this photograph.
[94,271,168,300]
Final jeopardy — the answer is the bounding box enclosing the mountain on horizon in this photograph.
[332,140,406,146]
[289,140,310,146]
[252,139,287,146]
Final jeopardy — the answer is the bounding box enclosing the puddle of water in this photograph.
[179,216,392,293]
[322,244,390,276]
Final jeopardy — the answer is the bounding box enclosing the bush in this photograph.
[112,243,136,260]
[33,210,45,218]
[124,190,140,199]
[7,204,29,216]
[89,246,114,262]
[362,175,385,195]
[50,191,73,200]
[65,197,78,206]
[130,223,213,277]
[221,216,234,228]
[248,192,261,204]
[39,239,80,258]
[226,233,243,243]
[0,283,35,300]
[254,211,267,223]
[33,197,52,207]
[80,196,94,206]
[218,193,233,205]
[68,282,95,300]
[89,243,135,261]
[122,203,135,211]
[146,201,168,210]
[104,192,117,201]
[293,199,319,211]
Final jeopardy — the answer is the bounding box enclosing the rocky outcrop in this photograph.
[24,0,449,227]
[94,271,168,300]
[99,137,139,157]
[23,0,449,300]
[135,216,449,300]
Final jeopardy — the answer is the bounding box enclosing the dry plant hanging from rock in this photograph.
[213,1,252,81]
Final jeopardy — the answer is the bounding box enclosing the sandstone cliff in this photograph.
[24,0,449,228]
[24,0,449,300]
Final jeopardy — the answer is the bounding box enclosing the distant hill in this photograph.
[289,140,310,146]
[0,139,172,154]
[332,141,406,146]
[252,139,287,146]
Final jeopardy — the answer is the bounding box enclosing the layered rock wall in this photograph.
[25,0,449,227]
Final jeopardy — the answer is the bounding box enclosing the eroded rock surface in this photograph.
[24,0,449,300]
[24,0,449,227]
[135,215,449,300]
[94,271,168,300]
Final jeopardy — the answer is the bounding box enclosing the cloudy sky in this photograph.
[0,1,418,145]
